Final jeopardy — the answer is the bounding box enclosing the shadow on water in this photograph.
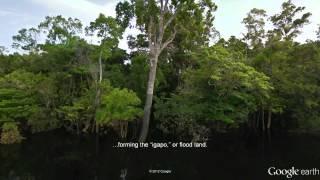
[0,129,320,180]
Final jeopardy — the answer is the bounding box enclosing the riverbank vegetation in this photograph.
[0,0,319,144]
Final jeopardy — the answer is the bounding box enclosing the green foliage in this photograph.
[0,0,319,141]
[85,14,123,45]
[0,69,61,133]
[126,53,149,100]
[0,70,40,120]
[96,88,143,125]
[269,0,311,41]
[217,36,248,60]
[58,89,95,133]
[242,8,267,49]
[0,122,24,144]
[0,46,6,55]
[38,15,83,44]
[132,0,218,47]
[116,1,134,29]
[155,46,273,135]
[12,28,40,52]
[252,39,320,129]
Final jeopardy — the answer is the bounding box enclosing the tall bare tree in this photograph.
[116,0,217,141]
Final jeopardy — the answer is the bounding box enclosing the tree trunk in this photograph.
[76,122,80,135]
[95,125,100,154]
[94,50,103,134]
[262,108,265,132]
[267,108,272,129]
[98,50,103,83]
[252,113,256,130]
[138,2,177,142]
[256,111,260,129]
[120,121,128,139]
[267,128,271,144]
[139,56,158,142]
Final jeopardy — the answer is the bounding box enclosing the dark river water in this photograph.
[0,130,319,180]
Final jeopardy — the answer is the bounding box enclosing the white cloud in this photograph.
[0,9,15,16]
[0,9,28,17]
[30,0,117,22]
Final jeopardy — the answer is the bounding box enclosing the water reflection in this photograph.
[1,170,35,180]
[120,169,127,180]
[0,130,319,180]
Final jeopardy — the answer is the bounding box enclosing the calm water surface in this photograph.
[0,130,319,180]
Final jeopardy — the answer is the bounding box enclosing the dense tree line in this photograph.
[0,0,319,144]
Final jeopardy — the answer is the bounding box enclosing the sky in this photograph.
[0,0,319,52]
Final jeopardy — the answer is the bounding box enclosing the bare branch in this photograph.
[163,1,183,31]
[160,25,177,52]
[153,25,158,49]
[158,3,165,46]
[163,13,177,31]
[160,0,164,12]
[164,0,169,12]
[148,17,154,50]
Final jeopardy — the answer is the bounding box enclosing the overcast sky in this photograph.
[0,0,319,51]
